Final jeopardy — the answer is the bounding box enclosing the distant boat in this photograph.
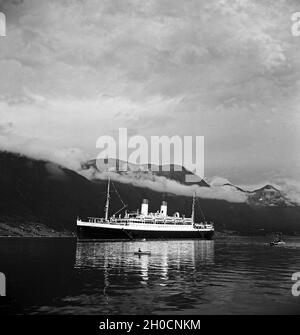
[77,178,215,240]
[270,233,285,246]
[270,241,286,247]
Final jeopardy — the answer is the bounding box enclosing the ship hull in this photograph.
[77,225,214,240]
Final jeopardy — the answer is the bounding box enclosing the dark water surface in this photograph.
[0,237,300,314]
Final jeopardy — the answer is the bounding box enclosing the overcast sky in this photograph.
[0,0,299,185]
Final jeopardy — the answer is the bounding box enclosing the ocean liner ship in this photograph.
[77,178,214,240]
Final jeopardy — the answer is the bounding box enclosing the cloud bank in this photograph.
[0,0,299,186]
[80,167,248,203]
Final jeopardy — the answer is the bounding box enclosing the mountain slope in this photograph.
[0,151,300,236]
[247,184,296,206]
[0,151,102,234]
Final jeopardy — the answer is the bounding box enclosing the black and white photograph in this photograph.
[0,0,300,321]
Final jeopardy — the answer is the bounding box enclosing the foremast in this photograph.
[191,192,196,224]
[104,177,110,221]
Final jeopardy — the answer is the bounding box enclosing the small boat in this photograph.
[270,241,286,247]
[269,233,285,246]
[134,251,151,255]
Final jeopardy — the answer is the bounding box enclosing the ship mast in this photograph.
[104,177,111,221]
[191,192,196,224]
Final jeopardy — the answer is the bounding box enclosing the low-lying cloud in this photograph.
[0,123,88,170]
[80,167,248,203]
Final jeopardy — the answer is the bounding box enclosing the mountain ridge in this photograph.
[82,158,296,207]
[0,151,299,236]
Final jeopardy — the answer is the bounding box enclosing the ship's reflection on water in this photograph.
[76,239,214,284]
[1,237,300,314]
[74,240,215,314]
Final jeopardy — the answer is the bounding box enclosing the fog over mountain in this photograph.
[0,152,300,237]
[80,158,299,206]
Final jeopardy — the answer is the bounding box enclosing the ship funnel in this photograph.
[160,201,167,217]
[141,199,149,216]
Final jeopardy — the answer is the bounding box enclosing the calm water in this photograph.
[0,237,300,314]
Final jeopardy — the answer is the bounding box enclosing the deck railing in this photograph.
[84,217,213,229]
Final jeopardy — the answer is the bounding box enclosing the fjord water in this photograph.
[0,237,300,314]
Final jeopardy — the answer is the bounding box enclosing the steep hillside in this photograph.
[0,151,300,236]
[0,152,102,235]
